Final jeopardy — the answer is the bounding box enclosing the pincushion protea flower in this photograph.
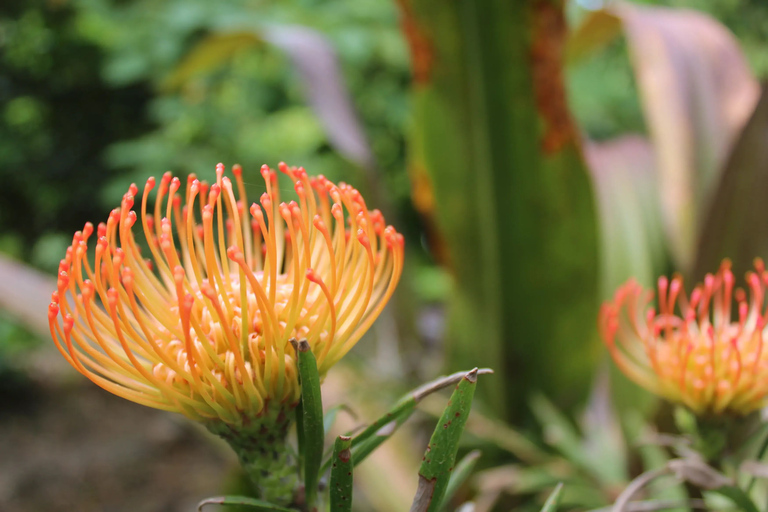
[600,259,768,416]
[47,162,403,501]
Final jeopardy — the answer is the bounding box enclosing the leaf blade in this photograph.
[329,435,354,512]
[540,482,564,512]
[292,338,324,509]
[197,495,295,512]
[410,368,478,512]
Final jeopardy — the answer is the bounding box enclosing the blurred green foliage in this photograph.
[568,0,768,143]
[1,0,767,371]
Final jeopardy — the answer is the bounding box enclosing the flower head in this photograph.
[600,259,768,415]
[48,163,404,426]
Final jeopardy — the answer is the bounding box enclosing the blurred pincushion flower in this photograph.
[600,260,768,416]
[47,162,404,499]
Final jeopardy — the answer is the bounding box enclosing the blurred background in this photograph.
[2,0,768,510]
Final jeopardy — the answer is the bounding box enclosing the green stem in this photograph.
[206,404,298,506]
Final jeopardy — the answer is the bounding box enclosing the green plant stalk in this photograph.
[205,403,297,505]
[402,0,598,421]
[411,369,478,512]
[318,368,493,475]
[293,339,324,509]
[197,495,295,512]
[329,436,353,512]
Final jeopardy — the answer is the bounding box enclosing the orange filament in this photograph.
[48,163,404,426]
[600,259,768,415]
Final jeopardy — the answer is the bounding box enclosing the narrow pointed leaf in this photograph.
[540,483,564,512]
[329,435,353,512]
[439,450,481,512]
[711,486,759,512]
[292,338,323,508]
[350,405,412,469]
[197,496,295,512]
[352,368,493,450]
[410,369,478,512]
[320,369,491,475]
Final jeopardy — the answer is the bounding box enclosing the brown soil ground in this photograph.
[0,372,236,512]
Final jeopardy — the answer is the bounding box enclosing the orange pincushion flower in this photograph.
[48,163,404,426]
[600,260,768,415]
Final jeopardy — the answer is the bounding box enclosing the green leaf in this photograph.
[329,435,353,512]
[350,404,412,469]
[319,368,492,474]
[410,369,478,512]
[403,0,599,421]
[292,338,323,509]
[438,449,481,512]
[353,369,491,450]
[540,483,564,512]
[197,496,295,512]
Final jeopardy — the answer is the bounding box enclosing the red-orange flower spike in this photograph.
[48,163,404,427]
[599,259,768,415]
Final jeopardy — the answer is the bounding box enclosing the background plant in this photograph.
[3,0,768,510]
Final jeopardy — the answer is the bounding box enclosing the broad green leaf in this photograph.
[403,0,599,423]
[540,483,564,512]
[197,496,295,512]
[694,85,768,280]
[611,3,759,272]
[439,450,481,511]
[410,369,478,512]
[292,339,323,508]
[329,435,353,512]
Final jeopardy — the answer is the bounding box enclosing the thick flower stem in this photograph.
[206,404,298,505]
